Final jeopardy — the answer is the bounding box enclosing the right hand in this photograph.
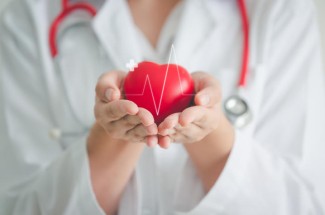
[93,71,158,147]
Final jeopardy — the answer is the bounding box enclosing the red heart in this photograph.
[124,61,195,124]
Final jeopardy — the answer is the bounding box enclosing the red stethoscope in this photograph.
[49,0,252,128]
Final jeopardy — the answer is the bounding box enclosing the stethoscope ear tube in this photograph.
[49,1,97,57]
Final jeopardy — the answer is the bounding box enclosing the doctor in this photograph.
[1,0,325,214]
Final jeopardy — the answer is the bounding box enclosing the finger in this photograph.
[158,113,180,135]
[158,135,171,149]
[105,100,138,121]
[96,71,126,102]
[169,125,204,144]
[106,116,156,140]
[158,127,177,137]
[145,123,158,136]
[146,135,158,147]
[191,72,221,107]
[118,114,142,127]
[179,106,207,127]
[114,108,156,132]
[126,124,151,142]
[168,132,186,143]
[108,115,141,134]
[137,108,155,127]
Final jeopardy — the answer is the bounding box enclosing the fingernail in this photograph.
[148,141,154,148]
[200,95,210,106]
[152,138,158,146]
[163,142,170,149]
[148,137,157,147]
[105,89,114,101]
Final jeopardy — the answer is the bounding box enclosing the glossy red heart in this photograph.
[124,61,195,124]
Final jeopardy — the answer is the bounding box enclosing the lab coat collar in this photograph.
[45,0,105,19]
[92,0,218,70]
[173,0,218,69]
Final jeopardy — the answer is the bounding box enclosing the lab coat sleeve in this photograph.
[0,2,105,215]
[173,0,325,214]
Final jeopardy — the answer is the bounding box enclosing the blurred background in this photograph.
[0,0,324,70]
[315,0,325,71]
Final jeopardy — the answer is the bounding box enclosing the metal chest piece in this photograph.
[224,95,252,129]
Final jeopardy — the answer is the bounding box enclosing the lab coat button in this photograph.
[49,128,62,140]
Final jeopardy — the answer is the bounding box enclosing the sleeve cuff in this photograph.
[35,138,105,215]
[39,137,142,215]
[174,129,252,215]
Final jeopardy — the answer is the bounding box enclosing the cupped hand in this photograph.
[158,72,223,148]
[94,71,158,147]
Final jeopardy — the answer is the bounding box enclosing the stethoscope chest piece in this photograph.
[224,95,252,129]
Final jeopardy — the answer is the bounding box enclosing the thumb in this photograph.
[192,72,222,107]
[95,71,126,102]
[194,86,221,107]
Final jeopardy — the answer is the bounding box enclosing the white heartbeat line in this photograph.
[125,44,195,116]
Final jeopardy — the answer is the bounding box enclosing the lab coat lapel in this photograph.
[37,0,143,135]
[45,0,110,129]
[92,0,142,69]
[173,0,218,69]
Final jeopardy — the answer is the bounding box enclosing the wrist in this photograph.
[185,113,234,158]
[183,113,234,192]
[86,124,144,214]
[87,122,145,164]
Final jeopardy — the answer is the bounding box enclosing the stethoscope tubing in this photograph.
[49,0,250,88]
[49,0,252,129]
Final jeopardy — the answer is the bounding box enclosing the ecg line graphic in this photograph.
[125,44,195,115]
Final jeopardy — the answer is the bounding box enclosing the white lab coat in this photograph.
[1,0,325,214]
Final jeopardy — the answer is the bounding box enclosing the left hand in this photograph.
[158,72,223,148]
